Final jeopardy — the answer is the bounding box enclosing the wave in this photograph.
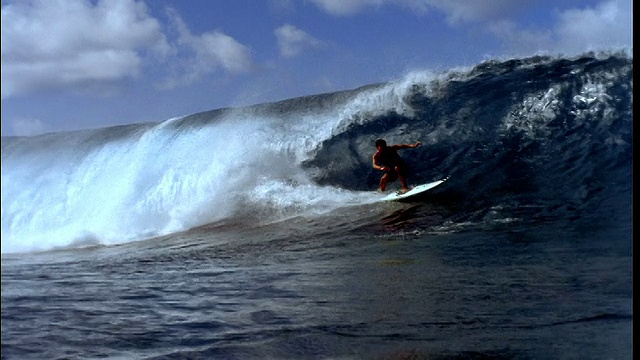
[1,51,632,253]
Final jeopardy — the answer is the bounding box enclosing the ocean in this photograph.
[1,52,632,359]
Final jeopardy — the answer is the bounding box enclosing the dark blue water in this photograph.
[1,52,632,359]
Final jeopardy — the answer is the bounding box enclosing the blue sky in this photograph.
[1,0,633,136]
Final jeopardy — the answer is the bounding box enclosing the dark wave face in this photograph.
[1,52,632,253]
[304,53,632,225]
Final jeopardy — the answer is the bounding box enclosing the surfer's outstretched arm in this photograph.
[390,141,421,150]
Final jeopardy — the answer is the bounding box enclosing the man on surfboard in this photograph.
[372,138,421,193]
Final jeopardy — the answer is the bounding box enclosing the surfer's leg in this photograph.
[396,166,410,192]
[379,173,390,191]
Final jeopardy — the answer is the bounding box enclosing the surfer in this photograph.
[372,138,421,193]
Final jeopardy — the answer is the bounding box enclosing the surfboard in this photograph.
[380,177,449,201]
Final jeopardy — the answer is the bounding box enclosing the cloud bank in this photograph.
[1,0,169,99]
[488,0,632,56]
[309,0,632,56]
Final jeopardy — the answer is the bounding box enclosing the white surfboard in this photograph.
[380,177,449,201]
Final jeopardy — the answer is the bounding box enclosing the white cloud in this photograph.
[488,20,553,53]
[490,0,632,56]
[553,0,632,53]
[192,31,254,73]
[160,8,254,89]
[1,0,170,99]
[424,0,532,24]
[309,0,385,16]
[10,118,47,136]
[308,0,525,18]
[275,24,324,58]
[312,0,632,56]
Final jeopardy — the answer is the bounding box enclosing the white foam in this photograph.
[1,89,397,253]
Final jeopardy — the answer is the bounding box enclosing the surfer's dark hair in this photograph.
[375,138,387,147]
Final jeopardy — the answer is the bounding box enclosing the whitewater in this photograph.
[1,52,632,359]
[1,76,418,253]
